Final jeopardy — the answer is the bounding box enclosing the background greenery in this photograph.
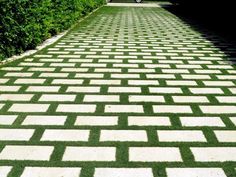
[0,0,105,61]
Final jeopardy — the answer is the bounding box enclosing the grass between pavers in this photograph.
[0,5,236,177]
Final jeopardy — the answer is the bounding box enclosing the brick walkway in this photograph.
[0,4,236,177]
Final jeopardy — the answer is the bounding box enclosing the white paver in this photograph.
[128,116,171,126]
[62,147,116,161]
[39,94,76,102]
[0,145,53,161]
[56,104,96,113]
[0,129,34,141]
[0,94,34,101]
[105,105,144,113]
[129,95,165,102]
[9,104,49,112]
[66,86,100,93]
[157,130,207,142]
[108,87,141,93]
[180,117,225,127]
[0,115,17,125]
[41,129,90,141]
[129,147,182,162]
[189,88,224,94]
[0,166,12,177]
[75,116,118,126]
[214,131,236,142]
[166,168,227,177]
[94,168,153,177]
[200,106,236,114]
[216,96,236,103]
[21,167,81,177]
[26,86,60,92]
[22,115,67,125]
[100,130,148,142]
[153,105,192,113]
[149,87,182,94]
[191,147,236,162]
[230,117,236,126]
[173,96,209,103]
[84,95,120,102]
[0,86,21,92]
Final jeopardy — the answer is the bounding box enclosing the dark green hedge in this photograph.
[0,0,105,60]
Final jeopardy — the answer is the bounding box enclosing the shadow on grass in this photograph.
[163,3,236,64]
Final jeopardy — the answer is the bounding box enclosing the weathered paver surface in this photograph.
[0,3,236,177]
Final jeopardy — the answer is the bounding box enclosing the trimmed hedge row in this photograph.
[0,0,105,60]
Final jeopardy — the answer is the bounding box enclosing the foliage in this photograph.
[0,0,105,60]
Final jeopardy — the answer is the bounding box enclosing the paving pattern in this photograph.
[0,4,236,177]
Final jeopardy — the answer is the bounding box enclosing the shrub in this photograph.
[0,0,105,61]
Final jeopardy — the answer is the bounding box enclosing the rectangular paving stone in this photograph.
[189,88,224,94]
[229,88,236,94]
[66,86,100,93]
[21,167,81,177]
[129,95,165,102]
[26,86,60,92]
[28,67,56,72]
[0,86,21,92]
[75,73,104,78]
[41,129,89,141]
[0,166,12,177]
[214,131,236,142]
[61,68,89,72]
[108,87,141,93]
[0,115,17,125]
[39,73,69,78]
[14,79,46,84]
[52,79,83,85]
[191,147,236,162]
[128,80,159,85]
[149,87,183,94]
[0,79,9,84]
[75,116,118,126]
[153,105,192,113]
[100,130,148,142]
[56,104,96,113]
[0,145,53,161]
[0,129,34,141]
[83,95,120,102]
[39,94,76,102]
[203,81,234,86]
[62,147,116,161]
[166,80,197,86]
[181,74,211,80]
[94,168,153,177]
[172,96,209,103]
[129,147,182,162]
[180,117,225,127]
[200,106,236,114]
[162,69,189,74]
[111,74,140,79]
[22,115,67,125]
[216,96,236,103]
[0,94,34,101]
[166,168,227,177]
[105,105,144,113]
[128,116,171,126]
[157,130,206,142]
[230,117,236,126]
[9,104,49,112]
[146,74,175,79]
[90,79,121,85]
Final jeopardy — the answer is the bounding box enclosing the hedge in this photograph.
[0,0,105,61]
